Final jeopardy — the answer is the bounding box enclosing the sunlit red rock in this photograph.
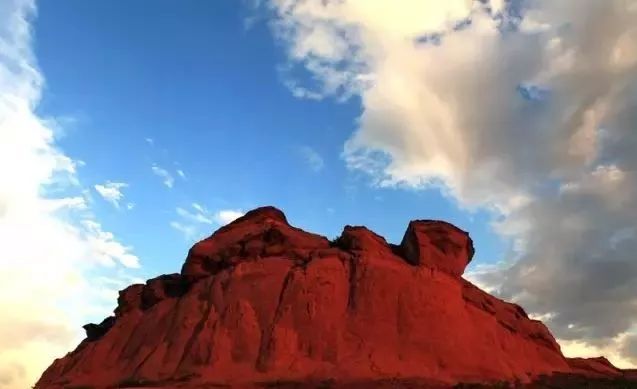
[35,206,635,388]
[400,220,474,277]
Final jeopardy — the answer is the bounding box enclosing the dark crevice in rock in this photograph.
[329,234,349,251]
[529,332,561,351]
[497,319,518,334]
[201,255,235,276]
[119,305,167,362]
[466,238,476,263]
[114,284,144,318]
[330,226,418,268]
[272,267,295,323]
[346,257,358,311]
[512,304,528,319]
[263,227,286,245]
[140,274,193,311]
[389,243,405,259]
[133,294,182,377]
[83,316,116,342]
[256,267,296,372]
[163,275,192,298]
[106,312,139,360]
[130,344,157,379]
[160,293,192,363]
[137,305,207,379]
[175,278,217,374]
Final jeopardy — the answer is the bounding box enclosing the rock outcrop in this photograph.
[35,206,634,388]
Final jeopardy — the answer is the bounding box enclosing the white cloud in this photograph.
[169,221,199,241]
[298,145,325,172]
[621,332,637,366]
[177,169,186,179]
[43,196,88,212]
[176,206,213,224]
[0,2,141,388]
[81,220,140,268]
[266,0,637,367]
[214,209,244,225]
[94,181,127,208]
[144,137,154,146]
[171,204,244,240]
[560,332,637,369]
[151,164,174,188]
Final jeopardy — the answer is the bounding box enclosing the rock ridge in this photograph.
[35,206,633,389]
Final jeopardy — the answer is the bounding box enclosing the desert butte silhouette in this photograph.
[36,206,637,388]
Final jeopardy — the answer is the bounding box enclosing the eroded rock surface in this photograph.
[35,206,633,389]
[400,220,474,277]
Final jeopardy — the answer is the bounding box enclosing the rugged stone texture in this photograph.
[400,220,475,277]
[35,206,634,389]
[566,357,624,377]
[181,206,330,278]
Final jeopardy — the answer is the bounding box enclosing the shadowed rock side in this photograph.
[35,206,635,388]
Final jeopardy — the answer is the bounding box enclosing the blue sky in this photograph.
[33,0,505,279]
[2,1,637,387]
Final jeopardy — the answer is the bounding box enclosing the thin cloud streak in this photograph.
[298,145,325,172]
[94,181,128,208]
[151,164,175,188]
[171,204,245,241]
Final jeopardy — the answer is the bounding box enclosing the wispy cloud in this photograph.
[192,202,206,213]
[0,2,141,387]
[177,169,186,179]
[81,220,140,268]
[176,206,213,224]
[171,203,244,240]
[144,137,154,146]
[151,164,174,188]
[94,181,128,208]
[44,196,88,212]
[169,221,198,241]
[298,146,325,172]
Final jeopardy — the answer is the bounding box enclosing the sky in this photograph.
[0,0,636,388]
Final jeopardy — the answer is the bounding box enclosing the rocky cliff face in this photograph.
[36,207,632,388]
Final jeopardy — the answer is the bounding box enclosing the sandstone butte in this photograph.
[36,206,637,389]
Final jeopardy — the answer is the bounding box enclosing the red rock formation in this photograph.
[400,220,474,277]
[566,356,624,377]
[35,206,633,388]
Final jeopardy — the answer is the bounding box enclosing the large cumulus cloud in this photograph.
[262,0,637,366]
[0,1,141,387]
